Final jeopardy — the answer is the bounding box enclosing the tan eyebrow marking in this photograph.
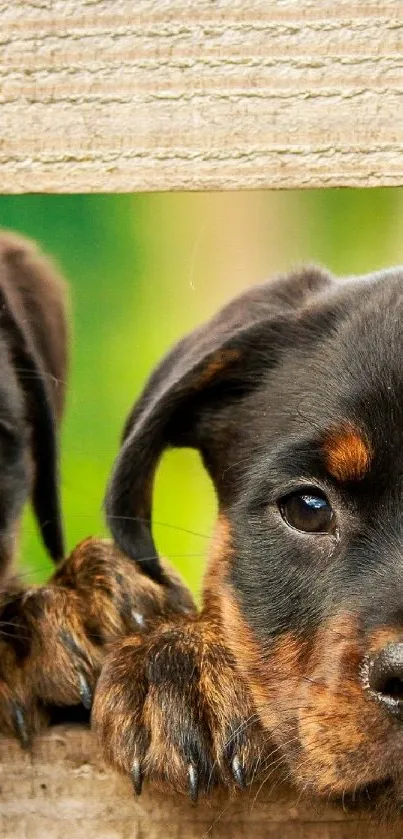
[323,424,372,482]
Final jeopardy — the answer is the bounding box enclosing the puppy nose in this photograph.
[367,643,403,719]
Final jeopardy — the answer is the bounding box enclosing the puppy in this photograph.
[92,265,403,810]
[0,232,194,742]
[0,232,67,568]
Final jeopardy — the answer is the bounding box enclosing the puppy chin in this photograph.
[286,739,403,813]
[342,776,403,822]
[386,774,403,815]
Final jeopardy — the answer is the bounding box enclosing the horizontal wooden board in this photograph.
[0,725,401,839]
[1,1,403,192]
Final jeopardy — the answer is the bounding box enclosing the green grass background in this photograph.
[0,189,402,597]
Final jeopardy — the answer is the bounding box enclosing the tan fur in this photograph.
[324,423,372,482]
[194,349,240,390]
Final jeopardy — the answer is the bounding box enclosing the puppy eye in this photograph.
[279,491,334,534]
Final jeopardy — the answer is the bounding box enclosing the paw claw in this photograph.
[78,672,93,710]
[231,754,245,789]
[131,759,143,796]
[12,703,30,750]
[188,762,198,802]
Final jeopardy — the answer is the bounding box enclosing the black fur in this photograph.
[0,233,68,567]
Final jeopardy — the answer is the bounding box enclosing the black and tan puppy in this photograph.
[92,265,403,809]
[0,232,194,743]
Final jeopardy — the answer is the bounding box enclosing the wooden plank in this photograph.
[1,1,403,193]
[0,725,401,839]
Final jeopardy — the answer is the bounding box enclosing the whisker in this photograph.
[201,800,232,839]
[223,712,260,752]
[249,751,290,810]
[13,367,68,388]
[107,515,213,541]
[0,630,31,641]
[36,512,213,543]
[207,712,261,788]
[249,741,266,788]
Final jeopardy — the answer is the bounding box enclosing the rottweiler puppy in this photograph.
[92,265,403,810]
[0,231,194,743]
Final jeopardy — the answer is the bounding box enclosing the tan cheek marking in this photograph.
[222,605,390,792]
[194,349,240,389]
[203,513,233,613]
[296,612,393,792]
[324,423,372,481]
[220,589,304,729]
[210,514,232,567]
[367,627,403,655]
[307,611,362,684]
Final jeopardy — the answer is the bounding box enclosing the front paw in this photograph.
[92,619,263,799]
[0,538,195,744]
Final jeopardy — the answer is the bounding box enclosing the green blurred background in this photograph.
[0,189,401,598]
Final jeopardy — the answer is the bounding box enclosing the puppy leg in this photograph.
[92,613,264,799]
[0,538,195,744]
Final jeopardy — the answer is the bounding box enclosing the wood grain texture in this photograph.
[1,1,403,193]
[0,725,401,839]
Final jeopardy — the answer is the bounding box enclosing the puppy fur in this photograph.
[0,231,68,567]
[92,265,403,812]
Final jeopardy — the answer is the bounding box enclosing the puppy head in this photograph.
[0,232,68,567]
[106,265,403,803]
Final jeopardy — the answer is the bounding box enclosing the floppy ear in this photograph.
[0,233,68,562]
[105,268,333,583]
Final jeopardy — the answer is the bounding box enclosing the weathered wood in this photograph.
[0,725,400,839]
[1,1,403,193]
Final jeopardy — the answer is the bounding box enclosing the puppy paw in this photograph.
[92,618,263,799]
[0,538,195,745]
